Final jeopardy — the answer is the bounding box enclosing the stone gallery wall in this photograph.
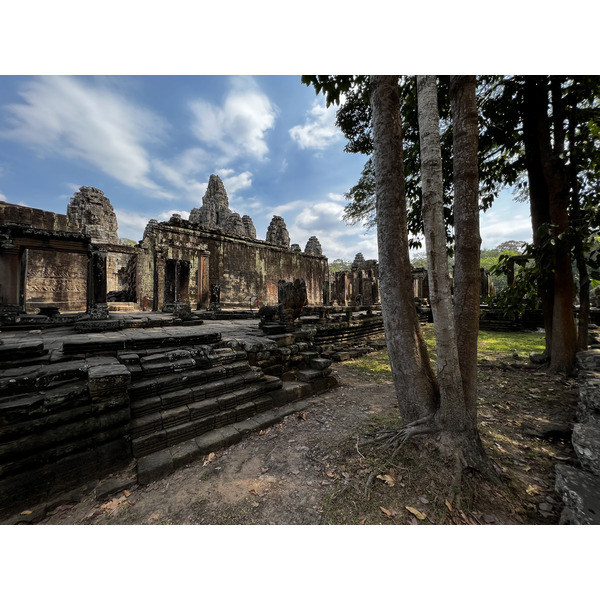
[1,192,135,312]
[25,250,88,312]
[139,216,328,310]
[0,201,75,234]
[1,177,330,314]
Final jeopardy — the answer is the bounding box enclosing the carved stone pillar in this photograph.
[87,249,109,319]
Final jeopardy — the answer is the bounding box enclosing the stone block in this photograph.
[311,357,332,371]
[171,439,202,470]
[160,388,193,409]
[577,372,600,423]
[130,413,163,438]
[194,429,229,454]
[88,364,131,397]
[130,395,162,418]
[332,351,351,362]
[214,409,236,428]
[254,396,274,412]
[232,417,261,436]
[132,430,167,457]
[235,401,256,421]
[189,398,219,420]
[193,415,215,436]
[572,423,600,476]
[137,450,174,486]
[577,349,600,372]
[296,369,325,382]
[166,421,197,446]
[555,463,600,524]
[269,381,312,405]
[161,405,190,429]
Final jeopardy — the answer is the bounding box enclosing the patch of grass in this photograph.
[346,325,546,376]
[476,329,545,361]
[346,350,393,382]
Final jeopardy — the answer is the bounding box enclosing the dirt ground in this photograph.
[39,351,579,526]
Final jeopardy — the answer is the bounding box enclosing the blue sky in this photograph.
[0,75,534,261]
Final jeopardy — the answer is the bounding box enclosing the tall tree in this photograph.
[369,75,496,488]
[416,75,465,429]
[369,75,438,424]
[450,75,481,429]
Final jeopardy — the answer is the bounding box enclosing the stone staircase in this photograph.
[0,340,131,520]
[126,346,282,467]
[0,323,338,521]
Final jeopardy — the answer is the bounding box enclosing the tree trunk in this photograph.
[539,78,578,372]
[370,75,439,423]
[523,77,554,356]
[417,75,465,430]
[569,102,590,352]
[450,75,481,430]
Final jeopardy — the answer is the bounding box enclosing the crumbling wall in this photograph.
[202,229,328,306]
[140,218,328,309]
[0,201,75,233]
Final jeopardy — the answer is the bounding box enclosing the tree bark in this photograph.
[370,75,439,423]
[417,75,465,430]
[450,75,481,430]
[539,78,578,372]
[523,77,554,356]
[569,101,590,351]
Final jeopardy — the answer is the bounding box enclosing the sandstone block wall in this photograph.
[26,250,87,312]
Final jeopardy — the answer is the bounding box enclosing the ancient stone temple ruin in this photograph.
[0,176,388,522]
[0,175,328,318]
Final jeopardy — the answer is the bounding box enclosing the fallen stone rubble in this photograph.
[555,345,600,524]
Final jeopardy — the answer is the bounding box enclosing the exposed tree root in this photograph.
[365,413,503,501]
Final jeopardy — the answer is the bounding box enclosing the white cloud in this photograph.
[114,208,153,242]
[289,98,342,150]
[1,76,169,196]
[479,202,532,249]
[285,199,376,261]
[216,169,253,195]
[189,76,277,161]
[0,191,7,202]
[157,209,191,221]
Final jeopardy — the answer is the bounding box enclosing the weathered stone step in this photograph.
[0,360,88,395]
[128,360,255,403]
[62,330,221,354]
[130,368,267,421]
[0,339,46,363]
[130,377,283,440]
[131,376,283,457]
[107,302,138,312]
[0,381,90,435]
[136,386,323,485]
[296,368,333,382]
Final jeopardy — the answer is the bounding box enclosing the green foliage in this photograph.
[480,247,522,292]
[330,258,353,273]
[410,251,428,269]
[343,157,376,228]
